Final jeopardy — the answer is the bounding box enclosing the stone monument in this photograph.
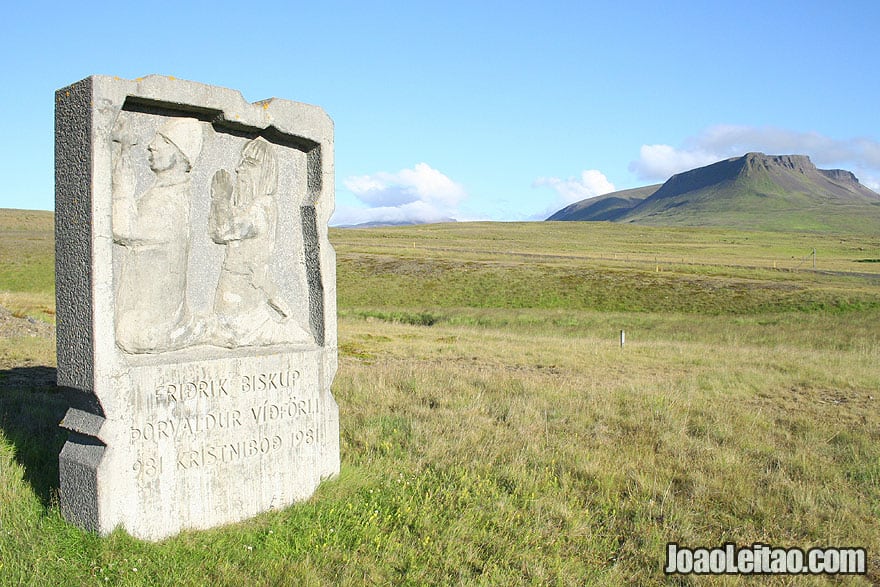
[55,75,339,540]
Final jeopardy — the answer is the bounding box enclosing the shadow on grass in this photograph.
[0,366,67,506]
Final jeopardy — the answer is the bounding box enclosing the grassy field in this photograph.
[1,212,879,584]
[0,209,54,323]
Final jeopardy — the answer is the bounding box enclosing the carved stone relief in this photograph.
[57,75,339,541]
[207,138,313,347]
[111,123,313,354]
[112,117,204,353]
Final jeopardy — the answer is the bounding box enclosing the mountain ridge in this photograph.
[547,153,880,232]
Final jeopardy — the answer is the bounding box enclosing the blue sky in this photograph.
[3,1,879,224]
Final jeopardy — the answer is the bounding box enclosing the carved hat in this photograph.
[156,118,203,167]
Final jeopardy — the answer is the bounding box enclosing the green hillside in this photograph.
[547,184,660,221]
[550,153,880,233]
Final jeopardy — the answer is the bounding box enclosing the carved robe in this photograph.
[114,181,194,353]
[208,191,309,347]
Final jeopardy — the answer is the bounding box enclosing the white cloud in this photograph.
[862,174,880,192]
[533,170,616,205]
[629,125,880,185]
[334,163,467,225]
[530,169,616,220]
[628,145,718,182]
[332,201,454,226]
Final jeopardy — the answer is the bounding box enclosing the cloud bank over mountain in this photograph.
[528,170,616,220]
[334,163,468,226]
[630,125,880,190]
[533,170,616,205]
[334,126,880,226]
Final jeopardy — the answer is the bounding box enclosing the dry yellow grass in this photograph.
[333,308,880,584]
[0,217,878,584]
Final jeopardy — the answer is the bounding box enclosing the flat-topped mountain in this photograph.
[547,153,880,232]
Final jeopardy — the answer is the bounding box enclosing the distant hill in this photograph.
[339,218,458,229]
[547,185,661,222]
[547,153,880,233]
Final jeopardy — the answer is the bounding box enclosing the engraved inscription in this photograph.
[130,397,320,442]
[133,457,164,484]
[153,369,301,402]
[154,378,230,402]
[129,362,322,475]
[131,428,318,477]
[176,434,286,470]
[240,370,300,393]
[130,409,243,441]
[250,399,320,423]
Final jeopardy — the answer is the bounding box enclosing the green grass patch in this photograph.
[0,209,55,295]
[1,214,879,584]
[337,254,880,315]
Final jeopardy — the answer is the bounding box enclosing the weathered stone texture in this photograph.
[55,75,338,540]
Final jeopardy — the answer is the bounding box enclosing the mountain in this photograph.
[547,153,880,233]
[546,184,661,222]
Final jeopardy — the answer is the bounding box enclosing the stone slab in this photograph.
[55,75,339,540]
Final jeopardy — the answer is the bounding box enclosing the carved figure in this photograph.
[207,137,312,347]
[112,117,203,353]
